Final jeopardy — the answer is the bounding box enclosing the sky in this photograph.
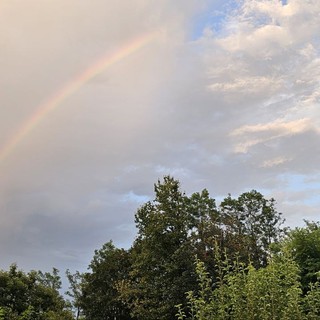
[1,0,320,278]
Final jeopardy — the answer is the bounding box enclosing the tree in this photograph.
[219,190,285,267]
[117,177,286,319]
[178,217,320,320]
[0,264,73,320]
[177,248,305,320]
[118,176,199,319]
[66,270,83,320]
[284,221,320,293]
[119,176,221,320]
[79,241,132,320]
[75,177,286,319]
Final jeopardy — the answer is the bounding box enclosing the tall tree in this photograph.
[119,177,195,319]
[120,176,219,320]
[186,189,221,276]
[79,241,132,320]
[66,270,83,320]
[81,177,286,319]
[220,190,285,267]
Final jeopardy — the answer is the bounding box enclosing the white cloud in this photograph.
[209,76,283,93]
[230,118,315,153]
[232,118,312,136]
[260,156,292,168]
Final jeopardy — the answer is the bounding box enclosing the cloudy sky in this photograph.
[1,0,320,276]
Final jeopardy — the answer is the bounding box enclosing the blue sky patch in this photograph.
[190,0,240,40]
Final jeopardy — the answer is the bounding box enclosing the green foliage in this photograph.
[177,240,320,320]
[303,281,320,319]
[284,221,320,292]
[0,264,73,320]
[79,241,132,320]
[66,269,83,319]
[120,176,201,320]
[3,177,319,320]
[220,190,285,267]
[177,247,306,320]
[116,176,285,320]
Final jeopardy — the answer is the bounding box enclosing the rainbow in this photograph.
[0,31,157,165]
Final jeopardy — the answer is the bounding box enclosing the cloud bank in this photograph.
[0,0,319,274]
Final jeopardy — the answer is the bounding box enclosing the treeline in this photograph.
[1,176,320,319]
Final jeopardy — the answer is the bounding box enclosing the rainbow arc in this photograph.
[0,32,157,164]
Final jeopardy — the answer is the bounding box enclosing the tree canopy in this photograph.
[0,264,73,320]
[284,221,320,292]
[76,176,286,319]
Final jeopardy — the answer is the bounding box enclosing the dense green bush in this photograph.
[176,246,320,320]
